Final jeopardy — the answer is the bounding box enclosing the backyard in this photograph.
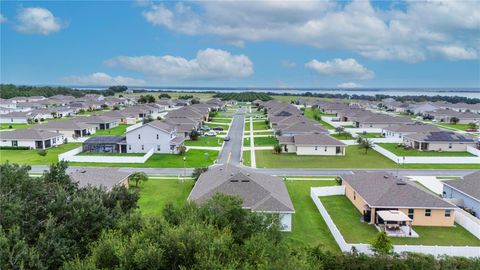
[435,123,475,131]
[0,143,81,165]
[303,109,336,129]
[284,180,339,252]
[185,136,223,147]
[77,152,144,156]
[320,195,480,246]
[0,123,32,130]
[91,124,130,136]
[358,132,384,138]
[135,178,194,217]
[377,143,475,157]
[330,132,354,140]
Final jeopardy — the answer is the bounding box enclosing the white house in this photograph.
[33,120,96,138]
[0,128,64,149]
[278,134,346,155]
[125,120,184,154]
[0,112,30,124]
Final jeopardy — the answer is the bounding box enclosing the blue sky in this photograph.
[1,1,479,88]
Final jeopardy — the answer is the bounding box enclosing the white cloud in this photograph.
[105,48,253,81]
[62,72,145,86]
[305,58,374,80]
[281,60,297,68]
[141,1,480,62]
[0,14,6,24]
[337,82,363,88]
[15,7,64,35]
[429,46,478,60]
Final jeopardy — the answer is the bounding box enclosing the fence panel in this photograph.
[59,147,154,163]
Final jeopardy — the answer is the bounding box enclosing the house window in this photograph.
[353,191,356,200]
[138,134,141,140]
[128,145,131,150]
[11,140,18,147]
[336,146,341,154]
[156,134,159,140]
[425,209,431,217]
[408,209,414,219]
[324,147,327,152]
[448,143,452,149]
[157,145,161,151]
[141,145,144,150]
[315,146,318,150]
[445,209,451,217]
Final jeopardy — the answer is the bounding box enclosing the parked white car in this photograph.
[204,131,217,137]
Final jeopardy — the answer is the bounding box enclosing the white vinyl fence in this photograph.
[373,145,480,164]
[59,147,154,163]
[310,186,480,258]
[455,209,480,239]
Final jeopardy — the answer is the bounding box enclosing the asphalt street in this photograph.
[216,106,246,165]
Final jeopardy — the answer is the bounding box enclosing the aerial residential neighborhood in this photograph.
[1,0,480,269]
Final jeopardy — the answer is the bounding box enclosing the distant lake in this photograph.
[75,86,480,98]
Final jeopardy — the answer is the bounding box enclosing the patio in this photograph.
[375,210,418,238]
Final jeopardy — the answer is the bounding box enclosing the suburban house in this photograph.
[318,102,350,115]
[33,120,97,138]
[341,171,456,234]
[276,122,328,136]
[102,110,138,124]
[188,165,295,231]
[278,134,346,155]
[73,115,121,130]
[0,112,30,124]
[68,167,131,191]
[402,131,477,152]
[408,103,440,115]
[0,128,64,149]
[443,171,480,218]
[82,136,127,153]
[125,120,184,154]
[382,123,441,139]
[353,114,413,128]
[425,109,480,124]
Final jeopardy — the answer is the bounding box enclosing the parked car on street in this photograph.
[213,126,224,131]
[223,136,230,141]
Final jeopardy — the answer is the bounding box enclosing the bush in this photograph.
[0,146,30,150]
[192,167,208,181]
[177,145,186,155]
[273,144,282,154]
[37,149,47,156]
[189,130,200,141]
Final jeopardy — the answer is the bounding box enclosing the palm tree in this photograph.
[128,172,148,187]
[358,138,374,154]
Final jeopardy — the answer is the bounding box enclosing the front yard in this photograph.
[0,123,32,130]
[377,143,475,157]
[0,143,81,165]
[285,180,339,252]
[185,136,223,147]
[358,132,384,138]
[252,121,270,130]
[320,195,480,246]
[209,118,232,123]
[243,136,278,146]
[135,178,194,217]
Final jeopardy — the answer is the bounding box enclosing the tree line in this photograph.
[213,92,273,102]
[0,85,129,99]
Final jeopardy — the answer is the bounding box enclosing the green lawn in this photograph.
[358,132,384,138]
[210,118,232,123]
[76,152,144,156]
[0,143,81,165]
[330,133,354,140]
[243,136,278,146]
[252,131,274,136]
[69,149,219,168]
[135,178,194,217]
[205,123,230,131]
[377,143,475,157]
[91,124,130,136]
[185,136,223,147]
[253,146,396,168]
[252,121,270,130]
[0,123,32,130]
[436,123,475,131]
[321,195,480,246]
[284,181,340,252]
[242,150,251,167]
[303,109,336,130]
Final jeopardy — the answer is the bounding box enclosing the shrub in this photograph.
[192,167,208,182]
[273,144,282,154]
[189,130,200,141]
[0,146,30,150]
[177,145,187,156]
[37,149,47,156]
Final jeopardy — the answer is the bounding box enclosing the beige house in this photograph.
[278,134,346,155]
[403,131,477,152]
[342,171,456,230]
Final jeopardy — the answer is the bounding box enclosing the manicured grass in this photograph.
[243,136,278,146]
[252,121,270,130]
[69,149,219,168]
[377,143,475,157]
[210,118,232,123]
[253,131,274,136]
[358,132,384,138]
[254,146,396,168]
[436,123,473,131]
[242,150,251,167]
[185,136,223,147]
[77,152,144,156]
[303,109,336,129]
[330,133,354,140]
[91,124,130,136]
[0,143,81,165]
[0,123,32,130]
[284,181,340,252]
[321,195,480,246]
[135,178,194,217]
[205,123,230,131]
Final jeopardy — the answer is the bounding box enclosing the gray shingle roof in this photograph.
[342,171,455,209]
[188,165,295,213]
[404,131,475,142]
[383,123,441,133]
[292,134,346,146]
[33,120,95,130]
[68,167,131,190]
[0,128,62,140]
[443,171,480,201]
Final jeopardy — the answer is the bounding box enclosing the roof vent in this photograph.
[230,179,239,182]
[241,179,250,182]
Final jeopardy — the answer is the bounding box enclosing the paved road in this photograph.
[217,106,246,165]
